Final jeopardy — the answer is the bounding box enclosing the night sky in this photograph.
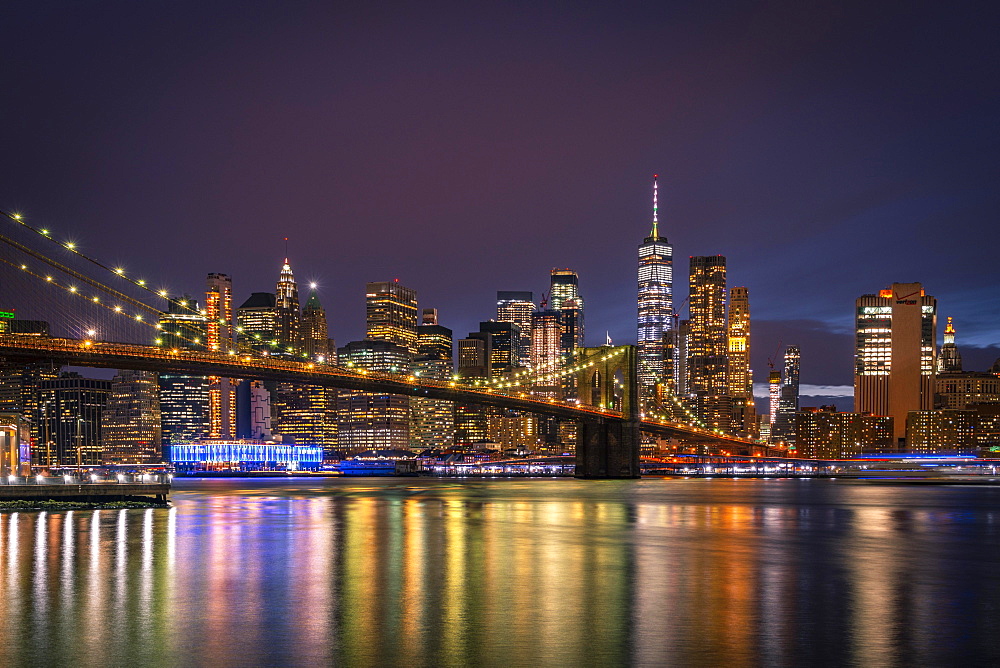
[3,1,999,407]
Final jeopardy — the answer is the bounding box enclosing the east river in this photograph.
[0,477,998,667]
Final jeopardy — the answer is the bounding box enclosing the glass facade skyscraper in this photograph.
[366,280,418,354]
[158,297,209,450]
[688,255,730,431]
[496,291,534,367]
[637,175,673,400]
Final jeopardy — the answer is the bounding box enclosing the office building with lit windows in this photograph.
[336,339,411,453]
[236,292,279,353]
[773,346,800,443]
[412,316,454,450]
[157,298,209,450]
[206,273,236,439]
[727,287,755,438]
[301,289,335,362]
[102,369,161,464]
[905,409,976,455]
[497,291,534,367]
[550,269,584,357]
[637,175,673,400]
[0,319,58,448]
[478,321,520,376]
[38,374,111,467]
[794,407,894,458]
[366,280,418,354]
[530,308,562,398]
[688,255,730,431]
[855,282,937,443]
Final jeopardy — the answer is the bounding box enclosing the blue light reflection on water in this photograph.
[0,478,998,666]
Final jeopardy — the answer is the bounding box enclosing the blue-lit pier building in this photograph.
[169,439,322,472]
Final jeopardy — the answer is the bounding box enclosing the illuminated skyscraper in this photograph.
[530,308,562,398]
[455,333,491,444]
[236,293,278,353]
[205,273,236,439]
[479,321,519,376]
[157,297,209,451]
[0,320,59,451]
[727,287,756,438]
[496,291,534,367]
[855,282,937,443]
[38,374,111,466]
[273,283,336,453]
[688,256,730,431]
[637,174,673,399]
[275,259,301,351]
[366,280,418,354]
[773,345,800,443]
[337,339,411,453]
[938,317,962,373]
[768,369,781,429]
[102,369,161,464]
[413,315,454,450]
[272,383,337,452]
[550,269,584,354]
[301,288,334,362]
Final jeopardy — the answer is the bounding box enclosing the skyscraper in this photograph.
[0,319,59,449]
[102,369,161,464]
[478,321,520,376]
[157,297,209,451]
[496,291,534,367]
[337,339,412,453]
[550,269,584,354]
[530,307,562,398]
[455,332,491,444]
[688,256,730,431]
[727,287,756,438]
[768,368,781,430]
[637,174,673,400]
[855,282,937,443]
[412,315,454,450]
[205,273,236,439]
[273,275,336,452]
[275,259,301,351]
[301,288,334,362]
[366,280,418,354]
[773,345,800,443]
[38,374,111,466]
[938,317,962,373]
[236,293,278,353]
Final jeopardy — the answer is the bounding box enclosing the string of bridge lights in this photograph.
[2,209,186,306]
[467,347,626,389]
[1,209,324,360]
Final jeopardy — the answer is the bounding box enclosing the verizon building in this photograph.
[854,282,937,443]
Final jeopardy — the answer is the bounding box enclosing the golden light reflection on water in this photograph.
[0,479,997,666]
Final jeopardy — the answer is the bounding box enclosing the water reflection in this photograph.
[0,479,997,666]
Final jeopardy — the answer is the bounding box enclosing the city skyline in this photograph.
[3,2,998,405]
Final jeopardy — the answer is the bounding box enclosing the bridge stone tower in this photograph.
[574,345,640,479]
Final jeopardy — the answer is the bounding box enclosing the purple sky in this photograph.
[3,1,999,407]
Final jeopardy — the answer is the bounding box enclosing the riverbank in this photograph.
[0,498,167,511]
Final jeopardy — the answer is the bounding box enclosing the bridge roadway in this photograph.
[0,334,760,448]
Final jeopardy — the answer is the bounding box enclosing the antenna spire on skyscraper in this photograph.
[651,174,660,238]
